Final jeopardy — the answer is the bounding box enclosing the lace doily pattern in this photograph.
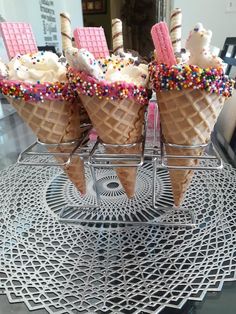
[0,159,235,313]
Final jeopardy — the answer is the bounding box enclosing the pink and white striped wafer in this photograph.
[151,22,176,66]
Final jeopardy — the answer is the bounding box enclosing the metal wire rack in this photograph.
[16,102,223,227]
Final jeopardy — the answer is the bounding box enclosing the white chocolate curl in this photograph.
[170,8,182,54]
[112,18,124,54]
[65,47,104,80]
[60,12,72,52]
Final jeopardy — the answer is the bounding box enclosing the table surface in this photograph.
[0,102,236,314]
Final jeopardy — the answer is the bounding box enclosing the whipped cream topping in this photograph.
[105,63,149,87]
[65,48,149,87]
[8,51,67,83]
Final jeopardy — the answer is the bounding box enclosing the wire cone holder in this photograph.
[1,102,236,314]
[17,103,223,228]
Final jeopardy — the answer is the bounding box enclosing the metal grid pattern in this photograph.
[49,165,194,226]
[0,158,236,314]
[0,22,38,59]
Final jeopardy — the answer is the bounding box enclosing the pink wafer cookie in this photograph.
[73,27,109,59]
[151,22,176,66]
[0,22,38,59]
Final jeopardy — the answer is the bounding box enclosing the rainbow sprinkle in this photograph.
[148,62,234,97]
[0,80,75,102]
[67,68,149,105]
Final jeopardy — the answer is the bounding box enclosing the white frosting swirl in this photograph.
[8,51,67,83]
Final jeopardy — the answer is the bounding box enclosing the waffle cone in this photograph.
[6,97,86,194]
[157,88,225,206]
[80,95,145,198]
[77,96,91,126]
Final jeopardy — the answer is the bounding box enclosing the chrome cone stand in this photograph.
[17,102,223,228]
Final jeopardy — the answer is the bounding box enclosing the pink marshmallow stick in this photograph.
[151,22,176,66]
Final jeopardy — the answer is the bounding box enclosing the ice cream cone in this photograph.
[78,100,91,126]
[66,45,149,198]
[150,21,234,206]
[6,96,86,194]
[149,56,233,206]
[157,88,225,206]
[80,94,146,198]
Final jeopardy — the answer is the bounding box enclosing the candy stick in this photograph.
[170,8,182,54]
[151,22,176,66]
[112,18,124,54]
[60,12,72,52]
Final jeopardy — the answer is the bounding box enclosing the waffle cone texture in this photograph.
[6,97,86,194]
[157,88,225,206]
[80,95,145,198]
